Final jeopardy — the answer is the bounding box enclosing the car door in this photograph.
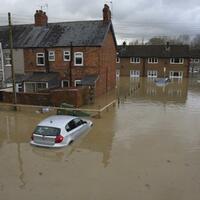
[66,118,87,140]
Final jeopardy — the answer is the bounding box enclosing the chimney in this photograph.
[103,4,111,23]
[34,10,48,27]
[123,41,127,47]
[165,41,170,51]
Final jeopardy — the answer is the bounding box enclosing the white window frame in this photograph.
[116,69,120,78]
[63,50,70,61]
[36,53,45,66]
[116,57,120,63]
[130,57,140,63]
[148,58,158,64]
[74,52,83,66]
[4,52,11,67]
[74,80,82,87]
[194,59,199,63]
[48,51,55,61]
[24,82,48,92]
[147,70,158,78]
[170,58,184,64]
[130,70,140,78]
[61,80,69,88]
[169,71,183,79]
[16,83,23,92]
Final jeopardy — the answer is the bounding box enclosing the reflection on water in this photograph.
[117,77,188,104]
[0,76,200,200]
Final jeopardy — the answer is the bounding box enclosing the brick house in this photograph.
[189,49,200,73]
[0,4,117,97]
[117,43,190,79]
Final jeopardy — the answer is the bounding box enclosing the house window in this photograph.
[116,69,120,78]
[74,80,82,87]
[16,83,23,92]
[24,82,48,93]
[170,58,184,64]
[36,53,45,66]
[130,57,140,63]
[63,51,70,61]
[147,70,158,78]
[116,57,120,63]
[74,52,83,66]
[48,51,55,61]
[130,70,140,78]
[169,71,183,79]
[61,80,69,88]
[37,82,47,90]
[4,53,11,67]
[148,58,158,64]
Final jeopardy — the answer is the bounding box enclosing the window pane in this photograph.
[74,52,83,66]
[76,57,82,65]
[63,51,70,61]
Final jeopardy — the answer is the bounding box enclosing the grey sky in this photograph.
[1,0,200,44]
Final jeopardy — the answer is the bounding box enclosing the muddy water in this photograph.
[1,75,200,200]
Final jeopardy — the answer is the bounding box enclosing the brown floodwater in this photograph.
[0,75,200,200]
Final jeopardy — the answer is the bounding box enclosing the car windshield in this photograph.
[34,126,61,136]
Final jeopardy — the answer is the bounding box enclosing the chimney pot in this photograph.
[34,10,48,27]
[103,4,111,23]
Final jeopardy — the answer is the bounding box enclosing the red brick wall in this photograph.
[117,57,190,78]
[2,88,88,107]
[24,47,101,87]
[96,30,116,96]
[116,57,144,76]
[24,28,117,96]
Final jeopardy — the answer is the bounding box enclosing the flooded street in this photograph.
[1,75,200,200]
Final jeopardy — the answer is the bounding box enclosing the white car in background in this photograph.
[30,115,93,148]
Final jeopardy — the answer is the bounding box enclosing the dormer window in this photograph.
[170,58,184,64]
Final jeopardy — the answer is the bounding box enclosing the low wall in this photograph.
[1,87,88,107]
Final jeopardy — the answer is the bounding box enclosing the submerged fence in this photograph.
[0,100,117,118]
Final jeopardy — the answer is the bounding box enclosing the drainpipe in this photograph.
[0,42,5,85]
[142,57,146,77]
[44,48,49,73]
[69,42,73,87]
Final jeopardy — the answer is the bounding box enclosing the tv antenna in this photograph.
[38,3,48,13]
[105,0,114,18]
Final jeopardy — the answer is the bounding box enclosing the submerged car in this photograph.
[30,115,93,148]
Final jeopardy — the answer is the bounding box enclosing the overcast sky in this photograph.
[1,0,200,44]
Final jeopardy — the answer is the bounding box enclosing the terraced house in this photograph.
[0,4,117,97]
[116,43,190,79]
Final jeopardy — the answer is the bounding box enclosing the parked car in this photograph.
[30,115,93,148]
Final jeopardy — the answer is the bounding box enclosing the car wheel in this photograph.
[68,140,74,145]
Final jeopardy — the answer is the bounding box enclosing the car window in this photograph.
[34,126,61,136]
[74,118,83,127]
[66,118,83,132]
[66,120,77,132]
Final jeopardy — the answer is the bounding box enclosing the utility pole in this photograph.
[8,12,17,107]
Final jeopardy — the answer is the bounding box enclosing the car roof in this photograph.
[38,115,78,129]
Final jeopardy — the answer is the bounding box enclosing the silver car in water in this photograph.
[30,115,93,148]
